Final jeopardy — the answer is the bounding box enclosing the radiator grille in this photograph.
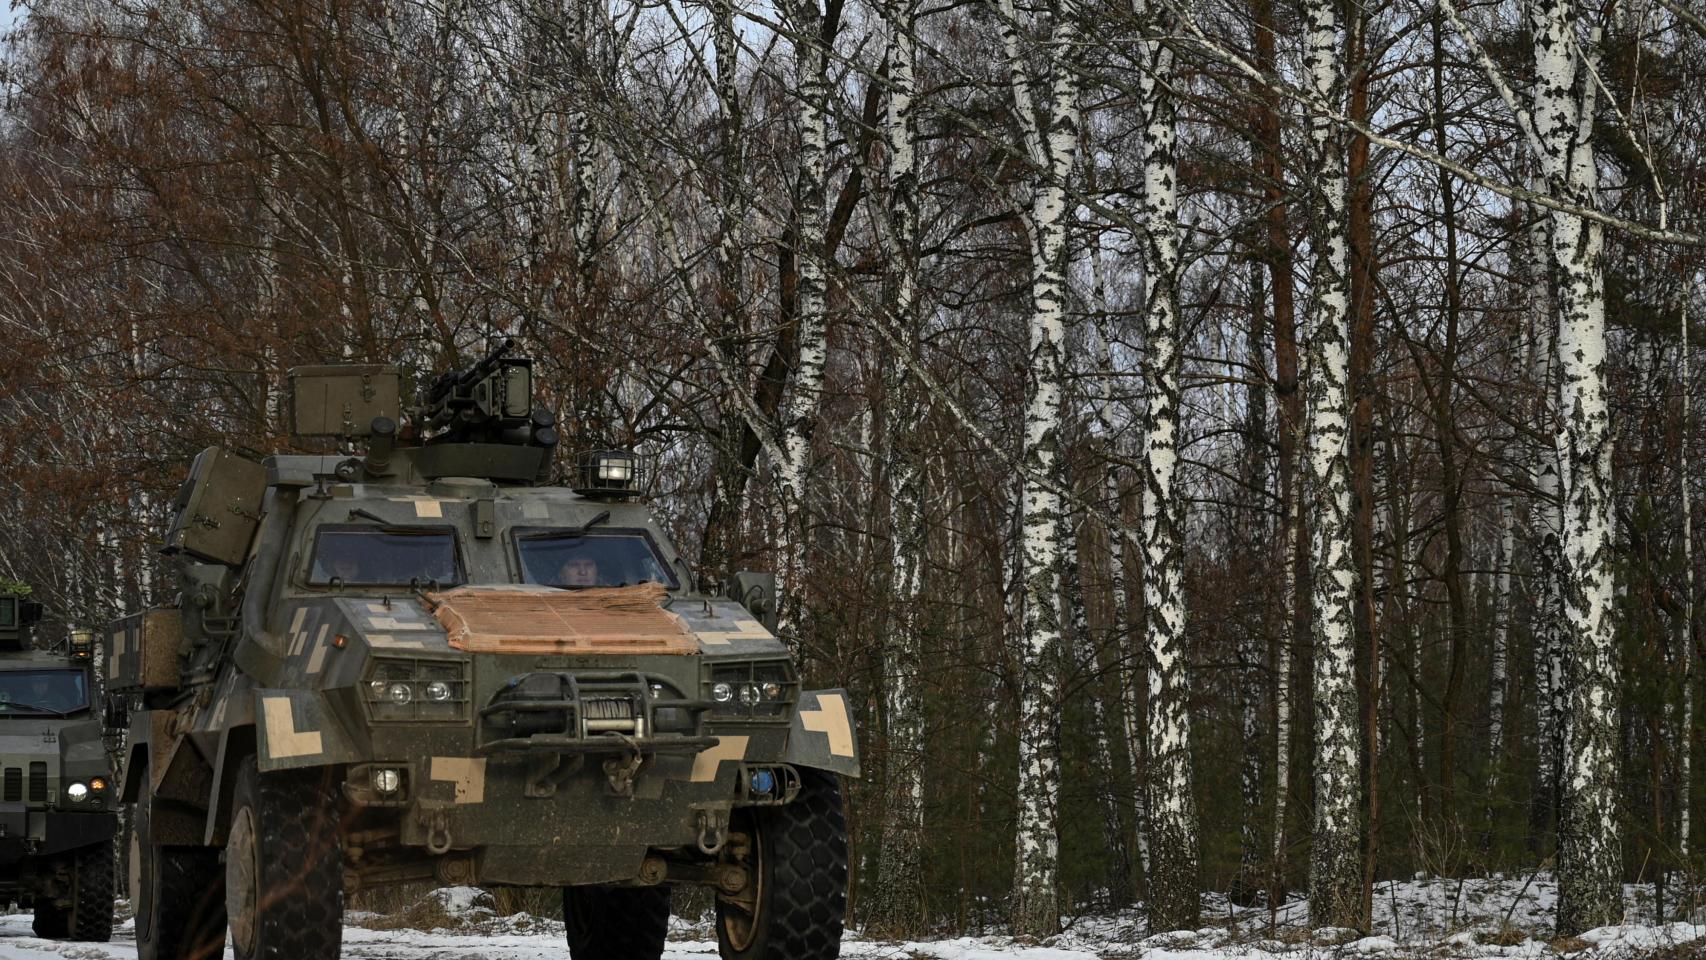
[2,767,20,802]
[28,762,47,802]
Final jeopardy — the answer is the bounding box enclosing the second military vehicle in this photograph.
[106,343,858,960]
[0,592,116,942]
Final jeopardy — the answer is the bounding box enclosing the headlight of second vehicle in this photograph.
[364,657,470,722]
[705,661,796,719]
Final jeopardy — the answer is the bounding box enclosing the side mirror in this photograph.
[728,572,779,635]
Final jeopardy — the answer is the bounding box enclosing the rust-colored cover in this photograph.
[423,584,698,655]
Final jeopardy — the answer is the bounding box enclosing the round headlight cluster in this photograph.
[712,679,787,709]
[65,782,88,801]
[369,679,457,705]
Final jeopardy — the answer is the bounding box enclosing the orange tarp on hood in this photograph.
[423,584,698,655]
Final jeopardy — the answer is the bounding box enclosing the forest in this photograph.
[0,0,1701,944]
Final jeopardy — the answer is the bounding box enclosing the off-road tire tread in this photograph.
[69,841,114,941]
[563,884,671,960]
[137,791,226,960]
[719,769,848,960]
[232,760,344,960]
[32,891,68,939]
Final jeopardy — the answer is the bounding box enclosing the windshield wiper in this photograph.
[528,511,611,541]
[0,703,73,717]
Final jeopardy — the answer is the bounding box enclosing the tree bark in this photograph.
[1134,0,1199,931]
[1528,0,1621,934]
[997,0,1082,933]
[1249,0,1304,911]
[773,0,834,646]
[869,0,926,933]
[1301,0,1365,929]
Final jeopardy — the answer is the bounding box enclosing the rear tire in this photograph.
[31,888,69,939]
[135,787,226,960]
[68,841,114,941]
[225,758,344,960]
[562,884,671,960]
[716,769,847,960]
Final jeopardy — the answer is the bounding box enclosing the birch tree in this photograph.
[1525,0,1620,931]
[993,0,1082,933]
[773,0,834,645]
[1300,0,1364,928]
[868,0,927,931]
[1133,0,1199,931]
[1683,289,1696,860]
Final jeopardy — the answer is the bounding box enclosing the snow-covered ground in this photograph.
[0,876,1703,958]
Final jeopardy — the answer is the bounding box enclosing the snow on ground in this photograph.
[0,875,1702,958]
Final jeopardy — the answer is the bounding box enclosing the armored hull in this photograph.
[111,351,857,960]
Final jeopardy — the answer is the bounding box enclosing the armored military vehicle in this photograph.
[0,592,116,942]
[106,342,857,960]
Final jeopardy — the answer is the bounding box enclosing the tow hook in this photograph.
[422,808,454,855]
[696,809,728,855]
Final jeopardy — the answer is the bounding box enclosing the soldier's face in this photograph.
[560,558,598,586]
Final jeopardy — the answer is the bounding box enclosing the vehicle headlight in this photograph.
[364,657,469,722]
[706,661,796,718]
[66,782,88,801]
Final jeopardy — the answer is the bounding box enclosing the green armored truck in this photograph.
[107,343,858,960]
[0,593,116,942]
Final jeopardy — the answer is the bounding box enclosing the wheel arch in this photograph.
[203,724,257,847]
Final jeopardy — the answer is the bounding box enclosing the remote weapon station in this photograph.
[0,594,115,942]
[107,343,856,960]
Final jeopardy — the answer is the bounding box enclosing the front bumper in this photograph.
[0,806,117,865]
[343,750,797,886]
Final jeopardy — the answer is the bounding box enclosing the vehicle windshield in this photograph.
[517,531,678,589]
[309,528,462,586]
[0,670,88,715]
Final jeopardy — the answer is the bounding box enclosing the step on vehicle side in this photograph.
[106,342,858,960]
[0,593,117,943]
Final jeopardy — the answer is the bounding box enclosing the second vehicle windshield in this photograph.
[517,531,678,589]
[0,670,88,714]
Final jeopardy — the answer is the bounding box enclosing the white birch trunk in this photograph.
[1300,0,1363,928]
[996,0,1082,932]
[1133,0,1198,930]
[1683,289,1695,861]
[1523,0,1621,933]
[1272,449,1297,912]
[774,0,832,647]
[869,0,927,931]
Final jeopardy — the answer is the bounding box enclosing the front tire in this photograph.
[67,841,115,941]
[135,787,226,960]
[716,769,847,960]
[562,884,671,960]
[225,758,344,960]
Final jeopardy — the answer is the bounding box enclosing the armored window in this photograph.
[0,670,89,715]
[514,529,679,590]
[309,527,463,587]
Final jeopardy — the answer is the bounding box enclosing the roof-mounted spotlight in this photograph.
[574,449,645,500]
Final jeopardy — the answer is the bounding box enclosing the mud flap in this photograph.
[782,689,860,778]
[254,689,357,772]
